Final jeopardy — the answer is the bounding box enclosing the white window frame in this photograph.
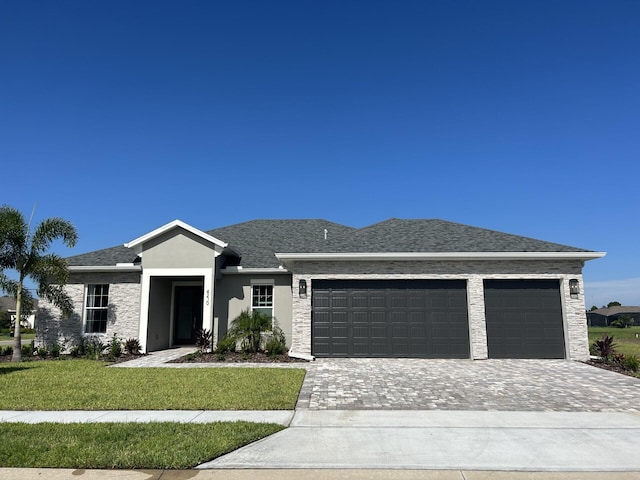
[83,283,110,335]
[250,279,274,325]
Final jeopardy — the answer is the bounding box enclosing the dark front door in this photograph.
[173,285,203,345]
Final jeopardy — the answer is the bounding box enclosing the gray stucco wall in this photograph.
[214,273,292,347]
[36,272,141,349]
[289,259,589,361]
[146,277,172,351]
[142,228,220,269]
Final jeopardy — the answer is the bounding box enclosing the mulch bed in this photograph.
[169,351,309,364]
[587,360,640,378]
[0,353,146,364]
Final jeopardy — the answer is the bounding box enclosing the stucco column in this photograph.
[467,275,488,360]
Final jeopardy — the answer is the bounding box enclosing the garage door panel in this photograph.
[484,280,565,359]
[312,279,469,358]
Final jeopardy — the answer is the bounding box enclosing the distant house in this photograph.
[37,218,605,361]
[0,295,38,329]
[587,306,640,327]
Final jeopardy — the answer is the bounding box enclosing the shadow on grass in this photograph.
[0,364,37,375]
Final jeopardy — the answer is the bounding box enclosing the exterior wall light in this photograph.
[569,279,579,299]
[299,279,307,298]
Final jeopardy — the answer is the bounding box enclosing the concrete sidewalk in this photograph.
[4,408,639,472]
[200,410,640,471]
[0,409,293,425]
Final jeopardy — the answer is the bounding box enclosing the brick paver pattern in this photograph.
[296,358,640,411]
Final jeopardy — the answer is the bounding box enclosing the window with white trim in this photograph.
[251,284,274,319]
[84,284,109,334]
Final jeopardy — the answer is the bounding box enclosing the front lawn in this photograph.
[0,422,283,469]
[0,360,305,410]
[588,326,640,357]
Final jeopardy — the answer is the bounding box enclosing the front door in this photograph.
[173,285,203,344]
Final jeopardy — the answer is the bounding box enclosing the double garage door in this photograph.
[311,279,565,359]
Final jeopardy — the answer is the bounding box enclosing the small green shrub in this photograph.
[49,342,62,358]
[625,354,640,372]
[85,336,105,360]
[37,347,48,359]
[184,351,202,361]
[108,334,122,358]
[124,338,142,356]
[195,328,212,353]
[2,346,12,356]
[21,342,34,357]
[216,335,236,354]
[265,320,287,357]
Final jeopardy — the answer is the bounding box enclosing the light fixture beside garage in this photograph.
[569,279,580,299]
[299,279,307,298]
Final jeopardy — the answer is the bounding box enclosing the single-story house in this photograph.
[0,295,38,329]
[37,218,605,361]
[587,306,640,327]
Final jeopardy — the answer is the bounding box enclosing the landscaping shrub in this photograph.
[49,342,62,358]
[227,309,272,353]
[592,334,617,361]
[85,336,105,360]
[195,328,212,353]
[625,354,640,372]
[215,334,236,360]
[0,345,11,356]
[107,334,122,359]
[124,338,142,356]
[265,320,287,357]
[37,346,48,359]
[21,342,34,357]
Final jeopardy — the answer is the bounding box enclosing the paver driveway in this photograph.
[296,358,640,411]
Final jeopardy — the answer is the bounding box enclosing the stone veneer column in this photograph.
[466,275,488,360]
[290,273,312,356]
[563,274,590,361]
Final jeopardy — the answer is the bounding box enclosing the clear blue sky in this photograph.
[2,0,638,307]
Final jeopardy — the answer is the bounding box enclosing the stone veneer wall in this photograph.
[36,272,141,349]
[290,259,589,361]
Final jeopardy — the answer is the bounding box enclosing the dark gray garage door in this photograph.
[484,280,565,359]
[312,279,469,358]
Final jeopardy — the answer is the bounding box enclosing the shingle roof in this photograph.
[67,245,139,266]
[67,218,595,268]
[588,306,640,316]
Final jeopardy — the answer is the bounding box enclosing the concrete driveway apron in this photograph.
[202,358,640,471]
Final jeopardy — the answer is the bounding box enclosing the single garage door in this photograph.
[484,280,565,359]
[312,279,469,358]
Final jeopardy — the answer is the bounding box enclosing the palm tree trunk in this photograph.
[11,280,23,362]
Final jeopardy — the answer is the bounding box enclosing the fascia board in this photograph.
[69,265,142,272]
[124,219,228,250]
[275,252,607,262]
[221,267,289,274]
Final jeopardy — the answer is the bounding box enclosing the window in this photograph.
[85,284,109,334]
[252,284,273,319]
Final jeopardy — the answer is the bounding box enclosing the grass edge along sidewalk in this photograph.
[0,360,302,469]
[0,421,285,469]
[0,360,306,410]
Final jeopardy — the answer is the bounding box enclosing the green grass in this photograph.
[588,326,640,357]
[0,360,306,410]
[0,421,283,468]
[0,332,34,340]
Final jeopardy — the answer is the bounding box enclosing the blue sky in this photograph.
[1,0,638,307]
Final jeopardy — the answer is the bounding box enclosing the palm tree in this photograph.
[0,205,78,362]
